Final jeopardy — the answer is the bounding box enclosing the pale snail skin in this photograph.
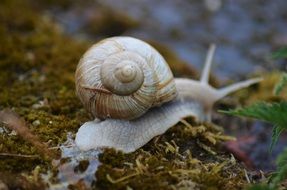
[75,36,262,153]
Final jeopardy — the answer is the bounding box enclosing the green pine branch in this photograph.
[272,148,287,185]
[224,48,287,190]
[273,73,287,96]
[248,149,287,190]
[272,47,287,59]
[220,102,287,151]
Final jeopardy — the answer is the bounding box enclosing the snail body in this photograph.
[75,37,261,153]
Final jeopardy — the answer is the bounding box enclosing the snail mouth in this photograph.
[80,85,113,94]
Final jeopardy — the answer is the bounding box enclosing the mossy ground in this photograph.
[0,0,271,189]
[95,120,246,190]
[0,0,90,187]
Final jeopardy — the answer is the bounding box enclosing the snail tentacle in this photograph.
[200,44,216,84]
[217,78,263,100]
[189,45,262,120]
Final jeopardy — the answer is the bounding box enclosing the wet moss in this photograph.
[0,0,89,180]
[0,126,45,171]
[0,171,46,190]
[95,120,246,190]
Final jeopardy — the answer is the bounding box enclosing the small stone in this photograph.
[9,130,17,136]
[0,180,8,190]
[0,127,4,134]
[32,120,41,126]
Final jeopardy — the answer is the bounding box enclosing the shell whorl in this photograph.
[75,37,177,120]
[100,51,145,95]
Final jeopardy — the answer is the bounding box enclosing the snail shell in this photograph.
[75,37,177,120]
[75,37,262,153]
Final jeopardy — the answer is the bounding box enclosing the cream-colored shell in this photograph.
[75,37,177,120]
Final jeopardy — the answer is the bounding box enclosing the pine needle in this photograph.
[271,47,287,59]
[220,102,287,151]
[272,148,287,185]
[273,73,287,96]
[247,149,287,189]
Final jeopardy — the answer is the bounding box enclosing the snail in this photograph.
[75,36,261,153]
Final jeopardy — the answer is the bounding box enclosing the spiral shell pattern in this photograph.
[75,37,177,120]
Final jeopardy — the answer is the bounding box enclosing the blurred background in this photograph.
[44,0,287,80]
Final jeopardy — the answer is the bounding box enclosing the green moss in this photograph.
[95,120,246,190]
[0,126,46,171]
[0,170,46,190]
[0,0,88,180]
